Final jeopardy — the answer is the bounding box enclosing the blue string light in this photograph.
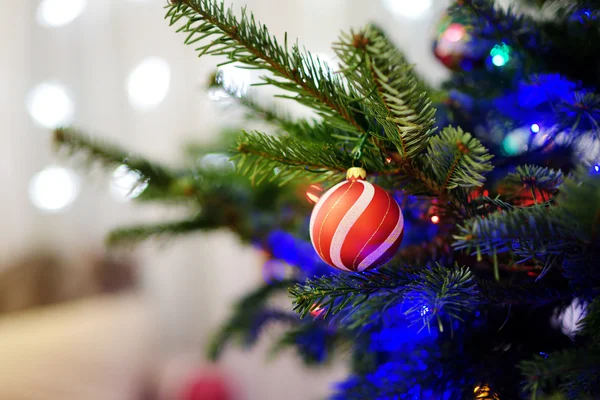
[530,123,540,133]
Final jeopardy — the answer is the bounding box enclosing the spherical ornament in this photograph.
[179,372,232,400]
[432,14,491,71]
[309,167,404,272]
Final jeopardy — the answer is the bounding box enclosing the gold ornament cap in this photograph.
[346,167,367,180]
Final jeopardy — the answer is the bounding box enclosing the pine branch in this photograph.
[208,279,298,360]
[403,265,478,332]
[269,323,345,365]
[54,128,176,187]
[556,174,600,242]
[581,297,600,347]
[464,195,516,220]
[333,25,437,159]
[424,126,494,190]
[476,279,571,306]
[450,0,547,57]
[290,266,418,319]
[454,205,571,256]
[291,264,478,333]
[520,349,600,398]
[106,214,217,246]
[237,95,316,137]
[167,0,365,134]
[235,131,398,185]
[501,165,564,202]
[235,131,349,185]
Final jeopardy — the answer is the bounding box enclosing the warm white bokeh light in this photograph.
[110,165,149,201]
[26,82,75,128]
[29,166,80,212]
[36,0,87,27]
[127,57,171,110]
[382,0,432,19]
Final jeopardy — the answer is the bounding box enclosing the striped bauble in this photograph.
[309,167,404,272]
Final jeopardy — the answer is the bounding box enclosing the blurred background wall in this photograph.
[0,0,455,398]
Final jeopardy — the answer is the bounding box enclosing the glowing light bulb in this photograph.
[492,55,507,66]
[110,165,149,201]
[490,43,511,67]
[503,128,530,155]
[431,215,440,224]
[29,166,80,212]
[310,306,324,317]
[530,123,540,133]
[594,165,600,173]
[26,82,74,129]
[127,57,171,110]
[444,24,466,43]
[382,0,433,19]
[36,0,86,27]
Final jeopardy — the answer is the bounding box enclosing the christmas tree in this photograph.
[53,0,600,398]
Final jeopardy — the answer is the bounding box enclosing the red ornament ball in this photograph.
[179,372,232,400]
[432,14,490,71]
[309,168,404,272]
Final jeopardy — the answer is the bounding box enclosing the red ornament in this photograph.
[179,372,232,400]
[432,14,491,71]
[309,168,404,272]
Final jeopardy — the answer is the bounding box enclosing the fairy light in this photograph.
[431,215,440,224]
[127,57,171,110]
[490,43,511,67]
[444,23,466,43]
[36,0,87,27]
[29,166,80,212]
[310,306,324,317]
[530,123,540,133]
[26,82,74,128]
[503,128,530,155]
[382,0,433,19]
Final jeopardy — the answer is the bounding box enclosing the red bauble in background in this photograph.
[179,372,232,400]
[432,14,490,71]
[309,168,404,272]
